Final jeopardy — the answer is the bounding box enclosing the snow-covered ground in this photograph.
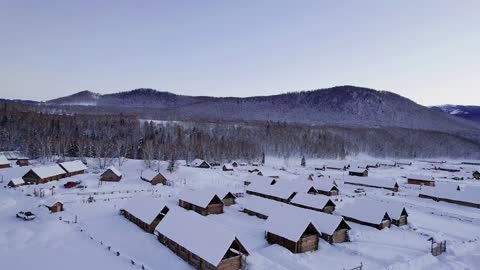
[1,157,480,270]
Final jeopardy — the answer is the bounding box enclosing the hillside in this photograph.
[432,105,480,124]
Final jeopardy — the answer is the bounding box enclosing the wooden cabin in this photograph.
[120,196,170,233]
[100,166,122,182]
[219,191,237,206]
[438,166,461,173]
[338,201,392,230]
[265,215,320,253]
[141,170,167,185]
[313,215,351,244]
[348,169,368,177]
[0,155,11,169]
[155,209,249,270]
[419,187,480,209]
[385,203,409,226]
[244,175,277,186]
[43,199,64,213]
[290,193,336,214]
[222,164,234,171]
[313,182,339,196]
[407,175,435,186]
[190,159,211,169]
[344,176,399,192]
[59,160,87,177]
[246,182,298,203]
[473,171,480,180]
[178,190,224,215]
[16,159,29,167]
[7,178,25,187]
[22,165,68,184]
[231,161,238,167]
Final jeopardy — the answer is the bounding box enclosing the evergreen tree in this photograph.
[301,155,306,167]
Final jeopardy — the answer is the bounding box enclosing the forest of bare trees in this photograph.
[1,102,479,163]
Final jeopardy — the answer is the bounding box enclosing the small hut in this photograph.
[337,200,392,230]
[222,164,234,171]
[22,165,67,184]
[100,166,122,182]
[215,191,237,206]
[43,199,64,213]
[178,190,224,215]
[290,193,336,214]
[384,202,409,226]
[154,209,249,270]
[231,161,238,167]
[348,169,368,177]
[8,178,25,187]
[120,196,170,233]
[141,170,167,185]
[407,174,435,186]
[190,159,210,169]
[59,160,87,177]
[16,159,29,167]
[265,214,320,253]
[0,155,11,169]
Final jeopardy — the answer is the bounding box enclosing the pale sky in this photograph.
[1,0,479,105]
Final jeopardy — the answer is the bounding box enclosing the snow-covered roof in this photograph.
[31,165,66,179]
[246,182,296,200]
[349,168,367,174]
[59,160,87,173]
[312,181,338,192]
[0,151,29,160]
[438,166,461,171]
[9,178,24,185]
[121,196,169,224]
[407,174,434,181]
[155,208,243,267]
[211,189,236,199]
[382,201,407,220]
[420,187,480,205]
[223,164,234,170]
[290,193,334,210]
[0,155,9,165]
[337,200,390,225]
[344,176,398,189]
[178,189,221,208]
[241,196,284,217]
[191,159,209,167]
[245,175,275,185]
[41,197,63,207]
[265,212,316,242]
[104,166,122,177]
[141,169,162,181]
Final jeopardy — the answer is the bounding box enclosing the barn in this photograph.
[473,171,480,180]
[419,187,480,208]
[222,164,234,171]
[190,159,210,169]
[7,178,25,187]
[100,166,122,182]
[178,190,224,215]
[59,160,87,177]
[244,175,277,186]
[42,199,64,213]
[155,209,249,270]
[22,165,67,184]
[337,200,392,230]
[265,214,320,253]
[290,193,336,214]
[348,169,368,177]
[141,169,167,185]
[407,174,435,186]
[120,196,170,233]
[0,155,11,169]
[344,176,399,192]
[313,181,339,196]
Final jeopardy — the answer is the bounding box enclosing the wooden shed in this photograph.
[43,199,64,213]
[244,175,277,186]
[59,160,87,177]
[216,191,237,206]
[155,209,249,270]
[100,166,122,182]
[313,181,339,196]
[338,200,392,230]
[22,165,68,184]
[7,178,25,187]
[0,155,11,169]
[16,159,29,167]
[407,174,435,186]
[265,214,320,253]
[290,193,336,214]
[190,159,211,169]
[344,176,399,192]
[348,169,368,177]
[246,182,298,203]
[222,164,234,171]
[141,169,167,185]
[120,196,170,233]
[178,190,224,215]
[384,202,409,226]
[473,171,480,180]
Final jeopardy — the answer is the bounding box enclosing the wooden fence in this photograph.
[431,240,446,256]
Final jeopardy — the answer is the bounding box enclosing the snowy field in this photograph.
[1,157,480,270]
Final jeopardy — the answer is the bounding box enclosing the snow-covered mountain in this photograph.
[44,86,478,135]
[432,105,480,124]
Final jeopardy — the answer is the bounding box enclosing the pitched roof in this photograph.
[242,196,284,218]
[191,159,209,167]
[178,189,222,208]
[407,174,434,181]
[290,193,335,210]
[155,208,244,267]
[245,175,275,185]
[30,165,66,179]
[382,201,408,220]
[141,169,163,181]
[420,186,480,205]
[312,181,338,192]
[344,176,398,189]
[246,182,296,200]
[337,199,390,225]
[0,155,9,165]
[222,164,234,170]
[121,196,169,224]
[265,212,316,242]
[104,166,122,177]
[9,178,24,185]
[349,168,367,174]
[59,160,87,173]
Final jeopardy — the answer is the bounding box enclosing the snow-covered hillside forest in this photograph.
[1,104,479,161]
